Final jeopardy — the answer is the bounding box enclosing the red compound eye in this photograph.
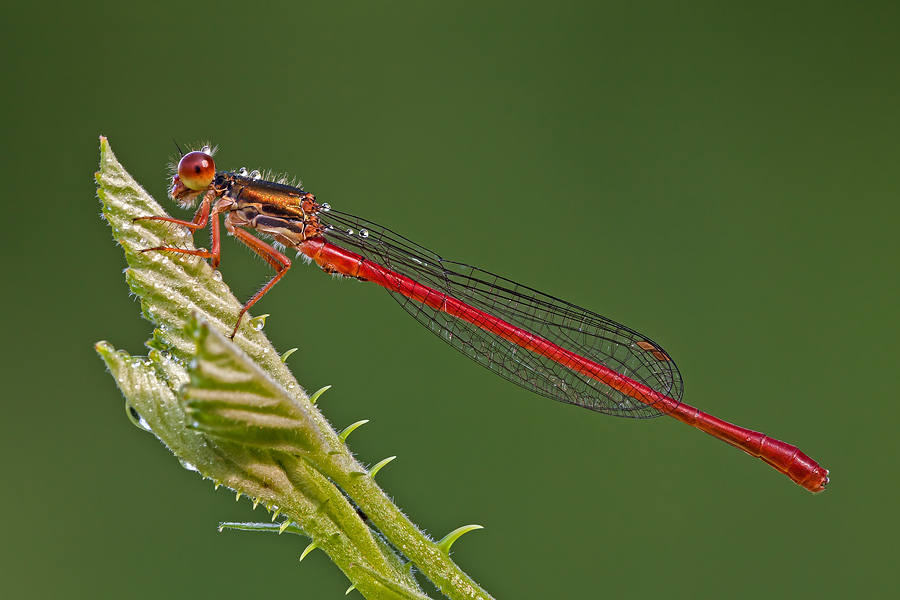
[177,151,216,190]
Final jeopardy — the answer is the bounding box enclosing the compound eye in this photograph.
[177,151,216,190]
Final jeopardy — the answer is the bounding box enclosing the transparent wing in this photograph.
[319,208,683,418]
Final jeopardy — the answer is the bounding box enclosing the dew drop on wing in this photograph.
[238,167,249,176]
[359,229,369,238]
[250,169,261,180]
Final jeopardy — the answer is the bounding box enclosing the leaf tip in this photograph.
[436,525,484,554]
[309,384,332,404]
[338,419,369,442]
[299,541,320,562]
[369,456,397,479]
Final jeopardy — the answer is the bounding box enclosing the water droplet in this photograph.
[179,458,200,473]
[121,222,132,231]
[238,167,249,176]
[250,169,261,180]
[320,203,331,212]
[249,314,269,331]
[128,405,153,432]
[200,145,211,154]
[211,270,223,282]
[346,228,354,235]
[359,229,369,238]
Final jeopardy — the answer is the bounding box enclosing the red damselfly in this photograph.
[136,146,829,493]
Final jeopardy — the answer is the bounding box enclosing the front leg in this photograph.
[138,196,228,268]
[134,189,213,232]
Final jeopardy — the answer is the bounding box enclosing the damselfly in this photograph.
[136,146,829,493]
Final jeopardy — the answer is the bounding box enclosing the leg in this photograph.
[139,195,225,267]
[134,191,212,232]
[227,226,292,338]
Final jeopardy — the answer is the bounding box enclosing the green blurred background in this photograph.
[2,1,897,598]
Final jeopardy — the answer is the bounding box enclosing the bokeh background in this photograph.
[2,2,898,598]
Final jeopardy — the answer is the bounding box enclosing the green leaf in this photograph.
[182,320,324,454]
[95,136,302,389]
[94,137,494,600]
